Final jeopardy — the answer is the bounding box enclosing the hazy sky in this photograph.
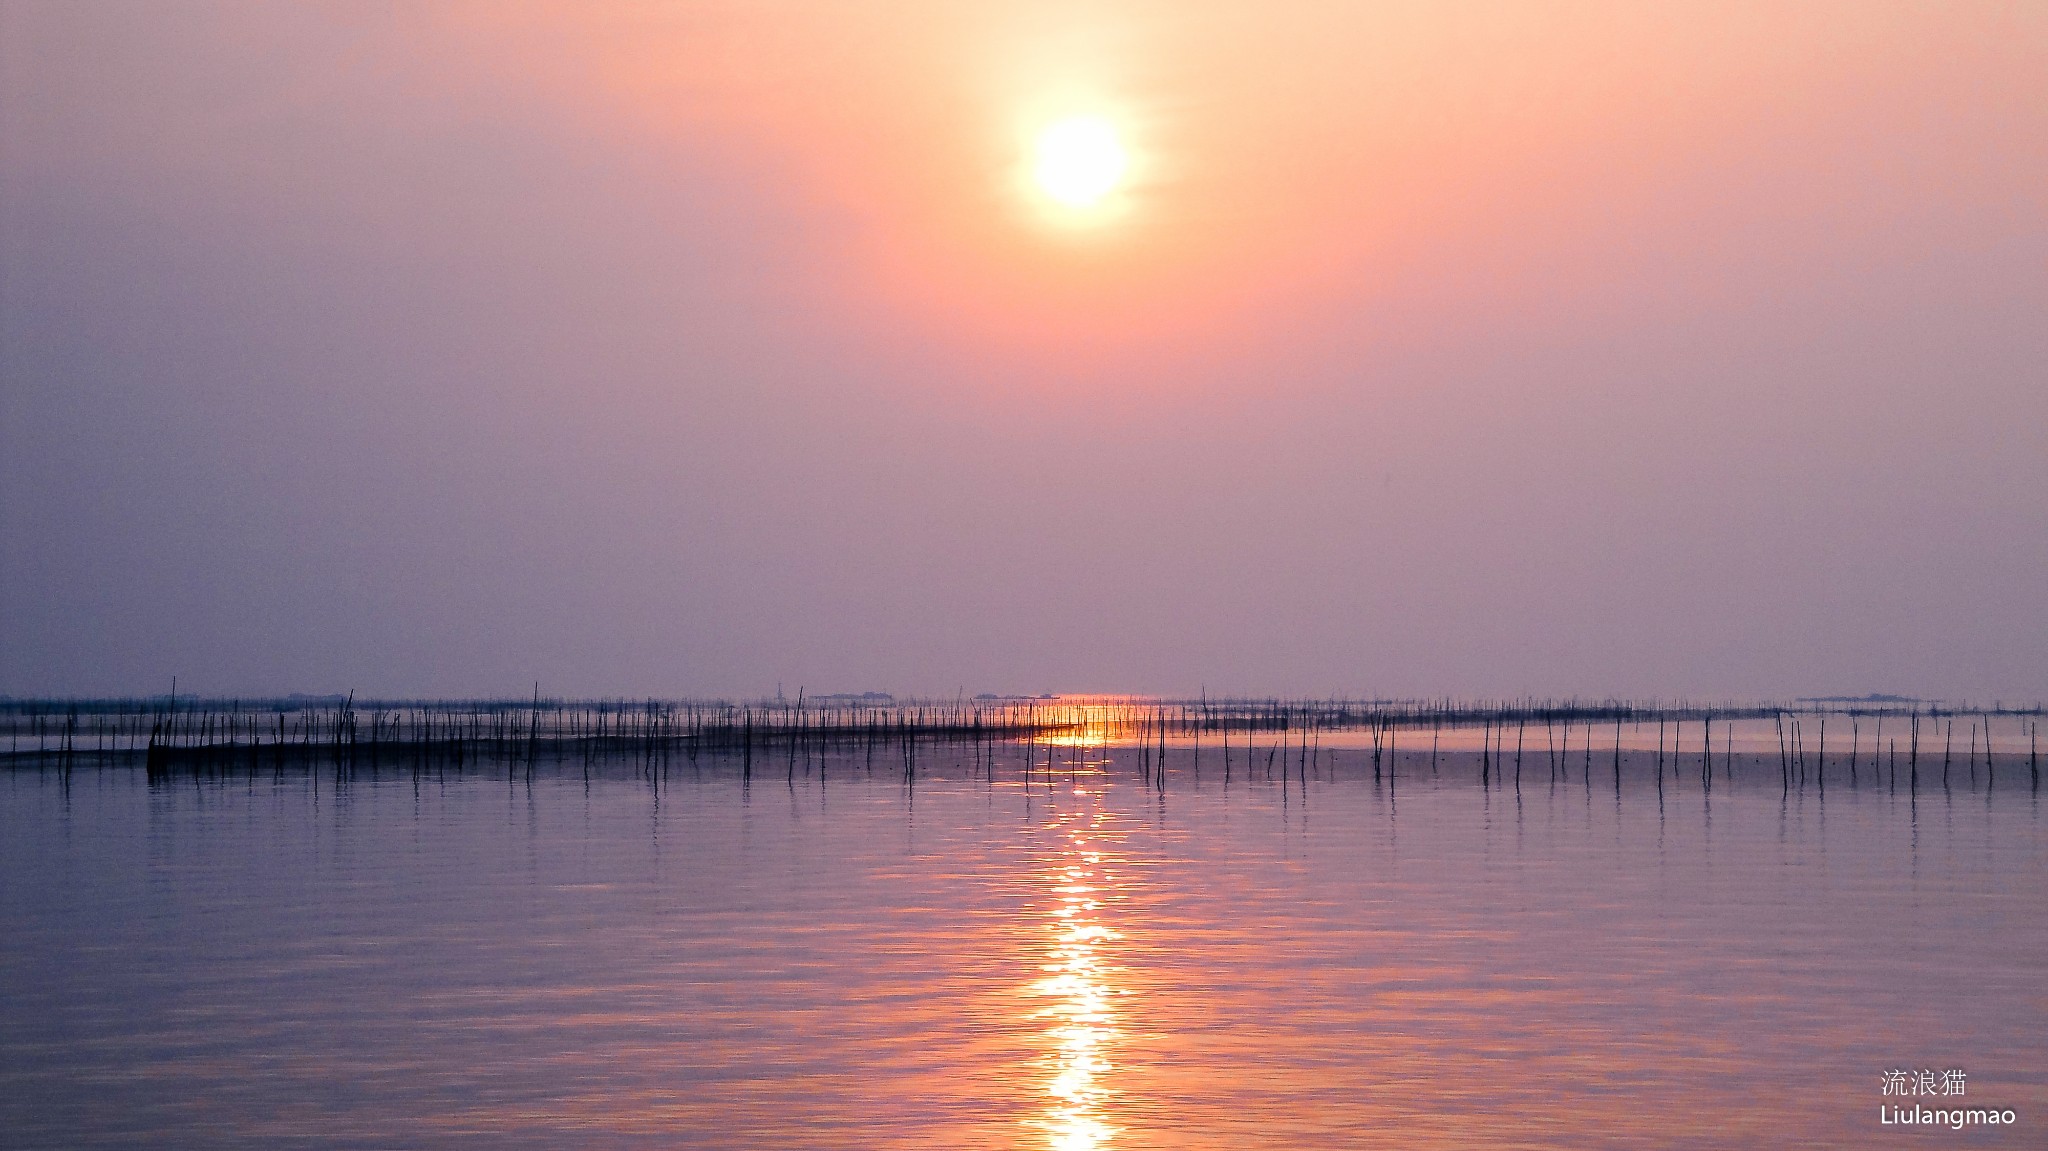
[3,2,2044,701]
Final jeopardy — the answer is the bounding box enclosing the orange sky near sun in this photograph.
[397,2,2041,381]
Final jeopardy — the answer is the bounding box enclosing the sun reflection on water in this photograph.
[1026,797,1122,1151]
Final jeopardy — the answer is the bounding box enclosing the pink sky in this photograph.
[2,2,2044,699]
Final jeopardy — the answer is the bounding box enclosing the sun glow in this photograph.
[1033,117,1126,209]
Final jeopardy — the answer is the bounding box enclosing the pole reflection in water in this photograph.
[1026,786,1123,1151]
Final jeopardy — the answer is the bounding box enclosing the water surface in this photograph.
[3,749,2042,1148]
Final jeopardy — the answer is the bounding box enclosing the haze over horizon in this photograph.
[4,2,2044,701]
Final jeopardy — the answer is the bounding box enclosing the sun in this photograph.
[1033,116,1127,209]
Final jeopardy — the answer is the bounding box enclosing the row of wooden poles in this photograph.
[0,695,2039,794]
[1127,703,2041,797]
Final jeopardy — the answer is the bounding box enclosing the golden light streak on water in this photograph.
[1025,796,1122,1150]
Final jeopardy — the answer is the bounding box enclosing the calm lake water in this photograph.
[3,746,2043,1149]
